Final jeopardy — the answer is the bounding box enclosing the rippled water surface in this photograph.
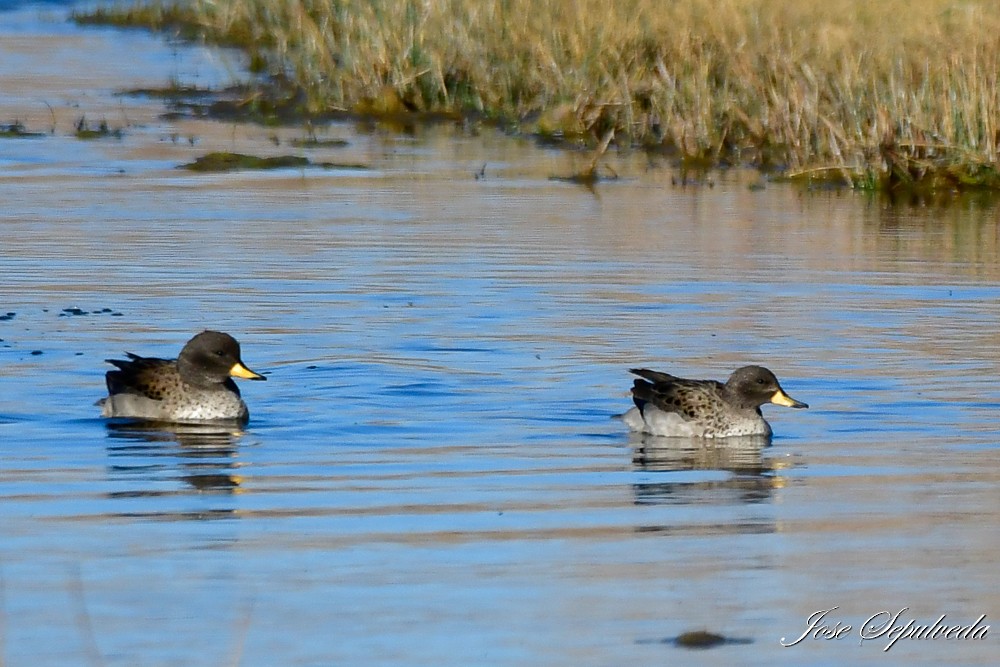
[1,4,998,666]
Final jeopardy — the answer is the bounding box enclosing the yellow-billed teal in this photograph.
[100,330,265,423]
[622,365,807,438]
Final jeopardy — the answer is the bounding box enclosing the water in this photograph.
[1,4,998,666]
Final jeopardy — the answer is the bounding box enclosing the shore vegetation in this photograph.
[77,0,1000,192]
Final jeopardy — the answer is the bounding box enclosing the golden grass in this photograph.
[79,0,1000,188]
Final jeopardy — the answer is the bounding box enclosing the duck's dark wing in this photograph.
[105,354,177,399]
[630,370,725,421]
[629,368,680,384]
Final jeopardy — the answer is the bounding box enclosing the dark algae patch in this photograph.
[637,630,753,650]
[60,307,123,317]
[182,152,309,172]
[1,121,45,138]
[674,631,730,649]
[179,151,367,172]
[75,116,124,140]
[288,137,349,148]
[122,83,219,100]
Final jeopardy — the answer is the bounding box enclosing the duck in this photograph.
[622,365,806,438]
[100,330,266,423]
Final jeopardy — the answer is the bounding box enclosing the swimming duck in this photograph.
[100,330,265,423]
[622,365,807,438]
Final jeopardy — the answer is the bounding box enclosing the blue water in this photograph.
[1,4,999,666]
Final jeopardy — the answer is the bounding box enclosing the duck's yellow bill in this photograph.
[230,362,266,381]
[771,389,807,408]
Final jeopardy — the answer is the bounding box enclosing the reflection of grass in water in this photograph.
[77,0,1000,192]
[548,128,618,187]
[61,564,255,667]
[68,565,105,667]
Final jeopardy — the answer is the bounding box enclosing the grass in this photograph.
[76,0,1000,191]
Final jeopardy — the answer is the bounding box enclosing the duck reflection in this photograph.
[630,434,783,506]
[104,420,247,497]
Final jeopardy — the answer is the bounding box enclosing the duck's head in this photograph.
[177,330,266,387]
[726,365,807,410]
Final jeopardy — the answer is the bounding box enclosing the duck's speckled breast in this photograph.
[623,405,772,438]
[102,389,248,421]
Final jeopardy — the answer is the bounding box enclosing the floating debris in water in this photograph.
[0,312,15,320]
[30,350,43,356]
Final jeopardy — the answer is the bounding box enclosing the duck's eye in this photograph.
[756,378,765,385]
[214,349,226,357]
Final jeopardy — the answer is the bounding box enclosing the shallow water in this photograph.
[1,4,999,666]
